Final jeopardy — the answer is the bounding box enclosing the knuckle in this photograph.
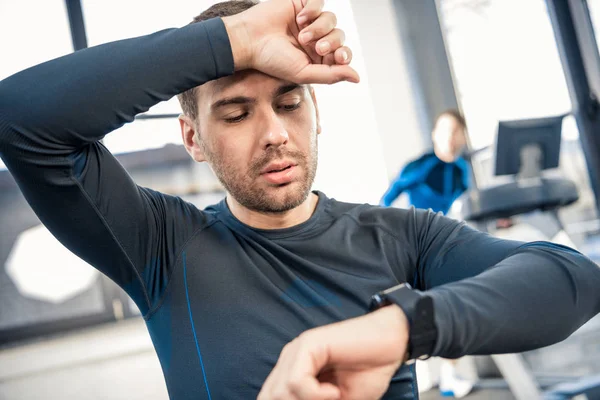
[273,389,290,400]
[279,343,290,357]
[280,340,296,356]
[331,30,345,46]
[296,331,310,344]
[288,377,304,393]
[322,11,337,28]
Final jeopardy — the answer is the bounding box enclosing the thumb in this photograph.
[311,382,341,400]
[296,64,360,85]
[289,377,341,400]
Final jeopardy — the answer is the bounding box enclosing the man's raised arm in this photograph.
[0,19,235,315]
[0,0,358,316]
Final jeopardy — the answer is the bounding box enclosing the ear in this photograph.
[179,115,206,162]
[309,86,322,135]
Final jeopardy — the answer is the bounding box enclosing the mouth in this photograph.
[260,161,298,185]
[261,161,296,174]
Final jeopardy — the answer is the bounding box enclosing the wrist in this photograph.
[371,304,410,363]
[221,15,252,71]
[370,284,437,362]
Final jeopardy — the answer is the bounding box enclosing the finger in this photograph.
[323,53,336,66]
[259,372,296,400]
[258,342,301,399]
[318,383,342,400]
[299,12,338,46]
[289,378,341,400]
[334,46,352,65]
[296,64,360,85]
[322,47,352,67]
[313,28,345,56]
[297,0,325,27]
[257,371,275,399]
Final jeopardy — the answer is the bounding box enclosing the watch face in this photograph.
[381,283,412,295]
[370,294,393,311]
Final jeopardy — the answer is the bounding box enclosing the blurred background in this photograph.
[1,0,600,399]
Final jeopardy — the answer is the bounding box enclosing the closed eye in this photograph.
[224,112,248,124]
[279,103,301,112]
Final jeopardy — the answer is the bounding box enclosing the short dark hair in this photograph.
[435,109,467,130]
[177,0,259,121]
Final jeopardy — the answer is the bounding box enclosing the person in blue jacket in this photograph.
[381,110,470,216]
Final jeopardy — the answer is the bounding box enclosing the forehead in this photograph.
[436,115,464,131]
[195,70,305,108]
[436,114,457,125]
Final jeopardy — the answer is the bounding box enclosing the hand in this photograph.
[222,0,359,84]
[257,305,409,400]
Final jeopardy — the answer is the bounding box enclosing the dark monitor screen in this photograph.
[494,115,564,176]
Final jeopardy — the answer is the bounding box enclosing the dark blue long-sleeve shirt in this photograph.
[1,17,599,400]
[381,152,470,214]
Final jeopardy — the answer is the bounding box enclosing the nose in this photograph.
[258,109,289,150]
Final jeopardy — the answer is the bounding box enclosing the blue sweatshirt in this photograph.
[381,152,470,214]
[1,17,599,400]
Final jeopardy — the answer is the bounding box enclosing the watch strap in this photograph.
[370,283,437,361]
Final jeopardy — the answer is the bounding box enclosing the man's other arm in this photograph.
[252,204,600,399]
[0,19,233,315]
[411,209,600,358]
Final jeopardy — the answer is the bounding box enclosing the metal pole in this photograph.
[546,0,600,212]
[65,0,88,51]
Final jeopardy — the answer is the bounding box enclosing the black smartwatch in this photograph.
[369,283,437,362]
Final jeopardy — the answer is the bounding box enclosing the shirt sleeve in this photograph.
[0,18,234,315]
[410,208,600,358]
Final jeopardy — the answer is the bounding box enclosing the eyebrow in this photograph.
[211,96,256,111]
[274,84,303,97]
[210,84,304,111]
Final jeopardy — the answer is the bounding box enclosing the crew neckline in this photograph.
[215,191,329,239]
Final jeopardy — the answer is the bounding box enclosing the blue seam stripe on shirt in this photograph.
[410,363,418,399]
[183,251,212,400]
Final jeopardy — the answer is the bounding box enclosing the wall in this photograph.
[349,0,428,181]
[311,0,390,204]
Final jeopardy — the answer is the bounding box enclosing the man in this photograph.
[0,1,598,400]
[381,109,470,215]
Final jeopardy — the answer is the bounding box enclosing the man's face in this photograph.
[432,115,466,160]
[184,71,320,213]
